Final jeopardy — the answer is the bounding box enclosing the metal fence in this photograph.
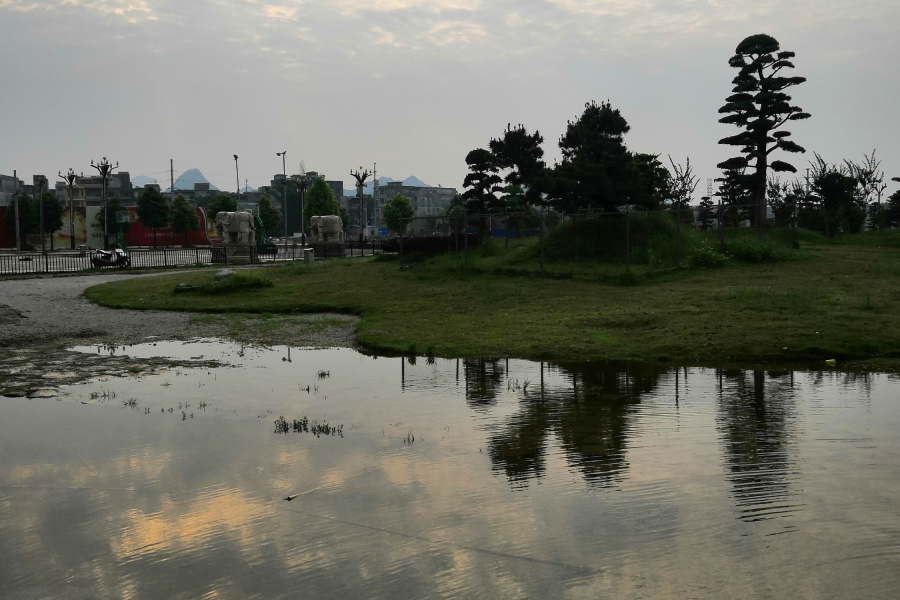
[0,240,387,276]
[391,202,797,271]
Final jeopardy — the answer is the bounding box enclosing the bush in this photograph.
[726,236,793,263]
[690,241,729,268]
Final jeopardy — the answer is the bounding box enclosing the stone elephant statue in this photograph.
[309,215,344,243]
[215,211,257,245]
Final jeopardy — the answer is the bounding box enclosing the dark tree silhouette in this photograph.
[136,186,171,247]
[554,101,632,212]
[257,194,282,234]
[40,192,64,251]
[489,124,546,208]
[718,34,810,236]
[461,148,503,236]
[3,192,38,250]
[170,194,200,245]
[382,193,414,234]
[205,194,237,221]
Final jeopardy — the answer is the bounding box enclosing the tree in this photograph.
[461,148,503,236]
[715,168,751,227]
[170,194,200,246]
[136,186,171,247]
[845,150,885,231]
[489,123,546,208]
[382,194,415,235]
[302,178,341,231]
[257,194,282,235]
[885,186,900,228]
[206,194,237,221]
[3,191,38,250]
[106,196,132,246]
[554,101,632,212]
[625,153,672,210]
[667,156,699,213]
[698,195,715,231]
[807,154,860,237]
[718,34,810,236]
[40,192,64,251]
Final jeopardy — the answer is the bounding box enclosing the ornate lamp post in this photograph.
[350,167,371,245]
[58,169,79,250]
[35,175,47,254]
[90,158,118,249]
[291,172,310,248]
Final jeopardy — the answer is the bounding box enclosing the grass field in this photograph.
[83,228,900,371]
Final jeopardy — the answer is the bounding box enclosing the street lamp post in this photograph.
[292,173,310,248]
[350,167,371,245]
[90,158,118,249]
[276,151,288,248]
[58,169,78,250]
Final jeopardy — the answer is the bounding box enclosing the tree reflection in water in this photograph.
[715,370,802,523]
[471,360,665,489]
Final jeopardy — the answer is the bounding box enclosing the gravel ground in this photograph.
[0,271,359,349]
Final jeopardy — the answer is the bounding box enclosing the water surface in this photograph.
[2,341,899,599]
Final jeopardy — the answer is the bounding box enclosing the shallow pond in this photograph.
[2,341,899,599]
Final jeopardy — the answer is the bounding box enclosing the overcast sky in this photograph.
[1,0,898,196]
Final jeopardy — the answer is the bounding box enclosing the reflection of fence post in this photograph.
[540,206,545,274]
[399,218,404,270]
[675,206,681,269]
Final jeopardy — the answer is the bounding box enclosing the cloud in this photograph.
[425,20,486,46]
[0,0,160,23]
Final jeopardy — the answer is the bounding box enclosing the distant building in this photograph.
[55,172,134,207]
[0,173,24,207]
[374,181,457,228]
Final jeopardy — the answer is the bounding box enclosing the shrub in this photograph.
[690,241,729,268]
[726,236,792,263]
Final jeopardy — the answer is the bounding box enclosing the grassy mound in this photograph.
[175,274,273,295]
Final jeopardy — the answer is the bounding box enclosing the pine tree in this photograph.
[383,194,414,234]
[302,178,342,231]
[40,192,64,251]
[718,34,810,236]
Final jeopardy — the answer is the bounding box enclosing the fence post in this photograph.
[675,207,681,269]
[718,199,724,253]
[399,219,404,270]
[625,207,630,272]
[540,206,545,274]
[164,250,168,268]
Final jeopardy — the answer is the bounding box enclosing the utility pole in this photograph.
[13,170,20,251]
[277,151,288,245]
[373,162,378,229]
[170,159,175,204]
[233,155,241,208]
[350,167,371,244]
[59,169,78,250]
[91,158,118,249]
[35,176,46,254]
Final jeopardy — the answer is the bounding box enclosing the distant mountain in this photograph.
[402,176,430,188]
[163,168,219,193]
[344,176,431,196]
[131,175,157,188]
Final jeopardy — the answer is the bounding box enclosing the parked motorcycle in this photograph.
[91,247,131,269]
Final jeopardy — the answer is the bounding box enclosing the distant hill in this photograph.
[345,175,431,196]
[131,175,157,188]
[163,168,219,193]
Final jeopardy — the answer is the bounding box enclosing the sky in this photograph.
[1,0,898,197]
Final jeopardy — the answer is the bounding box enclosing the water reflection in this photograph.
[484,362,665,488]
[2,342,899,599]
[715,370,802,523]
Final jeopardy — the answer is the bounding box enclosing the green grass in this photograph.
[83,228,900,371]
[175,274,273,295]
